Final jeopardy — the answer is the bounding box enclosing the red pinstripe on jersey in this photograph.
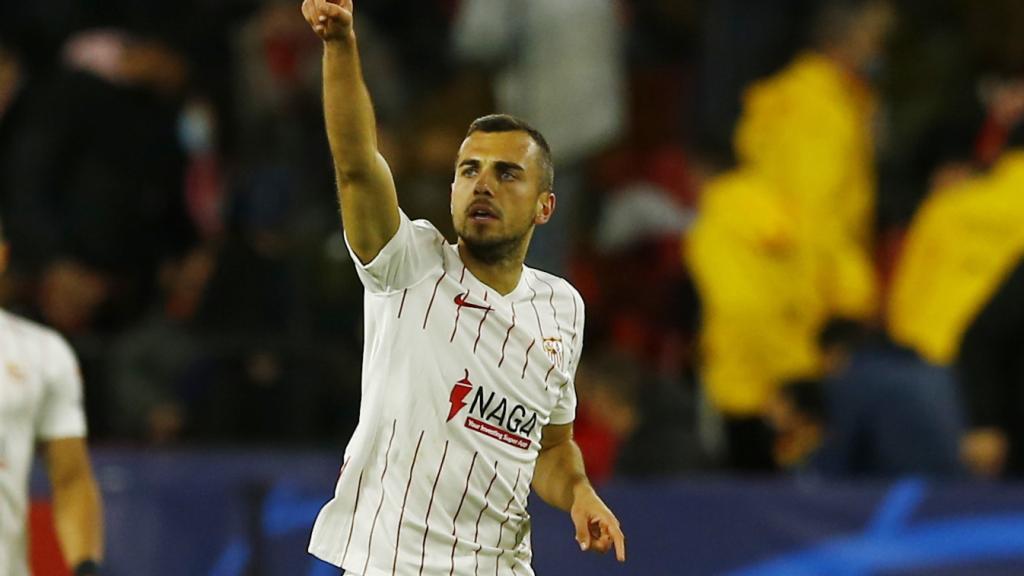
[449,452,479,576]
[498,303,517,368]
[398,288,408,319]
[564,279,579,345]
[473,463,500,576]
[493,469,523,576]
[423,271,446,330]
[472,292,492,354]
[340,469,365,567]
[537,276,561,334]
[525,274,545,337]
[521,339,536,379]
[362,419,399,575]
[393,431,426,574]
[418,440,449,575]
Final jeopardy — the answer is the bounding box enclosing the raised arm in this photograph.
[301,0,399,264]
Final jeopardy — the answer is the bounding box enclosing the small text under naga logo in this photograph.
[446,369,537,450]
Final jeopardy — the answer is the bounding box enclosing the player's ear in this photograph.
[450,182,455,215]
[535,191,555,225]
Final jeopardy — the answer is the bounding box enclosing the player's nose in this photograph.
[473,175,495,196]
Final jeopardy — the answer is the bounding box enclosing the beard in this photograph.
[455,221,532,265]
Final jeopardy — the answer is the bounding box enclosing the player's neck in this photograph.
[457,242,525,296]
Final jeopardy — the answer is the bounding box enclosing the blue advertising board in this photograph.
[32,450,1024,575]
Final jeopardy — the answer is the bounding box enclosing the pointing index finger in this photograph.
[611,523,626,562]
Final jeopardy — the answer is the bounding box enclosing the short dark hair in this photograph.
[466,114,554,192]
[818,317,868,351]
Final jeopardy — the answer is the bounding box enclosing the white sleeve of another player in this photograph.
[344,210,444,294]
[36,332,88,440]
[549,296,585,426]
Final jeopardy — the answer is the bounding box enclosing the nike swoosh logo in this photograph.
[454,292,493,312]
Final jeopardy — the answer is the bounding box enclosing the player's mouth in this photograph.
[467,202,501,222]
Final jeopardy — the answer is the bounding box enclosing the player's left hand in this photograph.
[570,485,626,562]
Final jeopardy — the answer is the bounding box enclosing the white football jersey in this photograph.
[0,309,87,576]
[310,212,584,576]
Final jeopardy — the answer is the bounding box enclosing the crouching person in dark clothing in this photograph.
[778,319,964,477]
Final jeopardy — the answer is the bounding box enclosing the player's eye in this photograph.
[461,167,478,177]
[500,171,516,181]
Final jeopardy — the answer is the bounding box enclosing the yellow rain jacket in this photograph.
[687,53,878,416]
[888,150,1024,365]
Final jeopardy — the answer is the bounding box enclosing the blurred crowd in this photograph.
[2,0,1024,484]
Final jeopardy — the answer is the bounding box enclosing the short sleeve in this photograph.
[345,211,446,294]
[36,332,88,440]
[549,293,584,425]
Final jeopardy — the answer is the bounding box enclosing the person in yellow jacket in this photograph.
[686,0,893,470]
[889,136,1024,366]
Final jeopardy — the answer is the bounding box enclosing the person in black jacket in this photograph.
[958,257,1024,478]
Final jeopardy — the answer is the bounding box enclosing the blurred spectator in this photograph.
[893,67,1024,224]
[227,1,360,336]
[695,0,809,155]
[687,0,894,471]
[805,319,963,477]
[871,0,973,224]
[964,0,1024,169]
[885,1,1024,355]
[574,350,705,483]
[179,96,227,241]
[574,142,709,380]
[111,237,361,445]
[874,1,1024,305]
[595,183,694,255]
[587,180,699,376]
[887,123,1024,365]
[452,0,626,275]
[0,40,37,305]
[109,248,216,443]
[957,257,1024,479]
[971,75,1024,168]
[232,1,337,228]
[0,29,196,334]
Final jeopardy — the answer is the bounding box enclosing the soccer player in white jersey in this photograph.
[0,231,105,575]
[301,1,625,574]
